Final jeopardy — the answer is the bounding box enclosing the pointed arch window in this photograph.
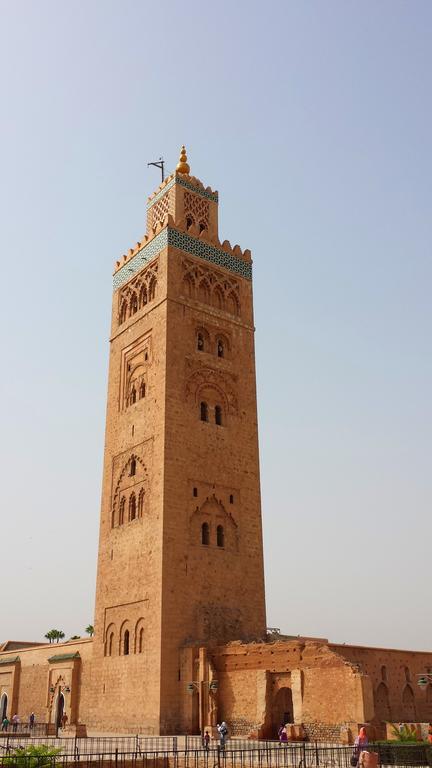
[123,630,130,656]
[217,340,224,358]
[130,457,136,476]
[130,294,138,316]
[139,381,146,399]
[200,402,209,422]
[119,497,125,526]
[108,632,114,656]
[129,387,137,405]
[381,665,387,682]
[215,405,223,426]
[119,301,127,325]
[138,627,144,653]
[129,493,136,522]
[217,525,224,548]
[138,488,145,518]
[197,333,204,352]
[201,522,210,546]
[139,285,148,307]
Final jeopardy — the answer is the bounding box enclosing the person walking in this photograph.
[217,722,228,750]
[61,712,68,730]
[1,716,9,732]
[351,727,368,767]
[278,724,288,745]
[203,730,211,751]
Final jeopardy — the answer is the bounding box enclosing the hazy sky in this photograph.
[0,0,431,651]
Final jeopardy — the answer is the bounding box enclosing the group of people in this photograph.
[1,713,36,732]
[202,722,229,750]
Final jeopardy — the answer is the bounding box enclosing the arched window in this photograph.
[215,405,223,426]
[138,488,145,518]
[138,627,144,654]
[381,665,387,682]
[217,525,224,548]
[149,277,157,301]
[404,666,411,682]
[130,294,138,316]
[119,301,127,325]
[197,333,204,352]
[200,402,209,422]
[229,494,234,504]
[139,285,147,307]
[119,497,125,526]
[201,522,210,546]
[129,387,137,405]
[123,630,130,656]
[199,221,206,233]
[186,215,194,230]
[108,632,114,656]
[129,493,136,521]
[217,340,224,358]
[139,381,146,399]
[130,457,136,476]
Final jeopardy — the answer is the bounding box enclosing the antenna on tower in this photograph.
[147,157,165,182]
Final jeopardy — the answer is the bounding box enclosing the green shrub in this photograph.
[3,744,61,768]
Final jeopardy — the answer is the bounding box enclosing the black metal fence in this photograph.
[0,745,432,768]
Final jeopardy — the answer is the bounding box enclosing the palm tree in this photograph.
[85,625,94,637]
[44,629,65,644]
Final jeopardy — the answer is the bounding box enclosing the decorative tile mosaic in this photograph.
[147,175,218,210]
[113,228,251,291]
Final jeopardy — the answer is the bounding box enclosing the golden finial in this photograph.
[176,145,190,175]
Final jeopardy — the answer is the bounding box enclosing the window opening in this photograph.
[200,402,209,422]
[130,457,136,476]
[229,494,234,504]
[197,333,204,351]
[119,497,125,526]
[215,405,223,426]
[129,493,136,521]
[217,525,224,548]
[217,340,224,358]
[139,381,146,399]
[193,487,198,497]
[108,632,113,656]
[139,628,144,653]
[123,630,130,656]
[201,522,210,546]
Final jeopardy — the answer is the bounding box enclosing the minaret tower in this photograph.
[92,147,266,733]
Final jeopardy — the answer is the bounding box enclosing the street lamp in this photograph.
[417,674,432,689]
[187,680,218,693]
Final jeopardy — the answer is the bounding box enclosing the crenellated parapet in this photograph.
[113,212,252,291]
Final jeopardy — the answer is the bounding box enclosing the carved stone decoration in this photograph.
[181,257,241,316]
[185,363,238,414]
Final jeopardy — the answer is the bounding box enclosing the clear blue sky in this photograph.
[0,0,431,650]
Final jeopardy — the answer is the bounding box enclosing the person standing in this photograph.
[278,724,288,745]
[217,722,228,750]
[1,716,9,731]
[61,712,68,730]
[203,731,211,751]
[12,714,19,733]
[29,712,35,730]
[352,727,368,767]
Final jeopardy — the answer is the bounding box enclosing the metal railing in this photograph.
[0,744,432,768]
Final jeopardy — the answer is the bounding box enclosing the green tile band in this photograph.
[113,228,251,291]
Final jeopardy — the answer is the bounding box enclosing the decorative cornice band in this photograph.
[147,176,219,209]
[113,229,252,291]
[48,652,81,663]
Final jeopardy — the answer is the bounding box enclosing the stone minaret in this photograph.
[92,147,266,733]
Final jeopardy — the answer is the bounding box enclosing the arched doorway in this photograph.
[375,682,391,721]
[0,693,7,721]
[272,687,293,736]
[55,693,65,730]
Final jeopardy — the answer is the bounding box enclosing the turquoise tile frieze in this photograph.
[146,175,219,209]
[113,229,168,291]
[175,176,219,203]
[167,229,252,280]
[113,228,251,291]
